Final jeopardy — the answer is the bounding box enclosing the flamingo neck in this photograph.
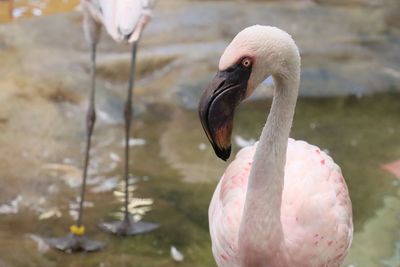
[238,67,300,265]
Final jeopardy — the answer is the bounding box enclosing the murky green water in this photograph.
[1,92,399,267]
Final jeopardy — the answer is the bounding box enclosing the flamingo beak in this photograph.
[198,64,252,161]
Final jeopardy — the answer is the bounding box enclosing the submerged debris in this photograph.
[234,135,256,148]
[121,138,147,147]
[38,208,62,220]
[170,246,184,262]
[382,159,400,179]
[110,180,155,221]
[91,176,119,193]
[26,234,50,254]
[69,197,94,220]
[109,152,121,162]
[97,109,117,124]
[43,163,82,188]
[0,195,23,215]
[198,143,207,151]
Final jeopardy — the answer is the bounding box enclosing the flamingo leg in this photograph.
[123,41,137,223]
[99,42,159,236]
[46,43,104,252]
[77,42,97,229]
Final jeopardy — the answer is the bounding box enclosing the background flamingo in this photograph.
[47,0,158,252]
[199,25,353,266]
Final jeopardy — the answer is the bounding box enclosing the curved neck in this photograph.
[238,68,300,265]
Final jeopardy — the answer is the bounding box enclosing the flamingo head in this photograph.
[199,25,299,160]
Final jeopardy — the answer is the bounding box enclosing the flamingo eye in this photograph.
[241,58,252,68]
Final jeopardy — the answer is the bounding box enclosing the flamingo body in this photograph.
[81,0,153,43]
[209,139,353,267]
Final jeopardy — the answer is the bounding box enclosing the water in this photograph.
[0,92,400,267]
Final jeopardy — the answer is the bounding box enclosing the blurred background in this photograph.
[0,0,399,266]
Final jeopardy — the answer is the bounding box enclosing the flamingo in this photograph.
[198,25,353,267]
[47,0,158,252]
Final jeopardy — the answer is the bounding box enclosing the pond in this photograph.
[0,92,399,267]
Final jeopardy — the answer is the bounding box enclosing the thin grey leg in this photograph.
[123,41,137,222]
[99,42,159,236]
[46,44,104,252]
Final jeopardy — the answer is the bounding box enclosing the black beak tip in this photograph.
[214,145,231,161]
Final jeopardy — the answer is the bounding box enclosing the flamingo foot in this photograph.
[45,233,104,253]
[99,214,159,236]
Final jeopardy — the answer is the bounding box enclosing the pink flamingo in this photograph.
[199,25,353,267]
[47,0,158,252]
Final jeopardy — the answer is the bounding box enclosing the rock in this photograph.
[0,1,399,114]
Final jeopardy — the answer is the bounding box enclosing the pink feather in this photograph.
[209,139,353,267]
